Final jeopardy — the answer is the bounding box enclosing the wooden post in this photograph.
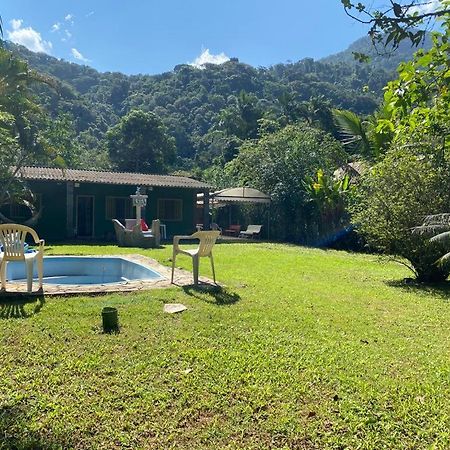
[66,181,75,238]
[202,190,210,230]
[136,204,142,222]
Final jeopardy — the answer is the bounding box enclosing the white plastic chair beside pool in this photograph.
[171,230,220,285]
[0,224,44,293]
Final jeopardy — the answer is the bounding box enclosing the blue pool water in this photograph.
[6,256,163,285]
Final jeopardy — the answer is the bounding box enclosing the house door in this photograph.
[77,196,94,237]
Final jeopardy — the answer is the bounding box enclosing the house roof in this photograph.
[18,166,210,190]
[333,161,366,180]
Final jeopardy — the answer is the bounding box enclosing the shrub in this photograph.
[351,141,450,282]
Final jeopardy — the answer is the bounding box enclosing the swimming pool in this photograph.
[5,256,164,285]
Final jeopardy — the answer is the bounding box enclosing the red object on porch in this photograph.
[223,224,241,236]
[140,219,149,231]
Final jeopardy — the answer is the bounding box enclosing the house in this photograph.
[2,166,210,241]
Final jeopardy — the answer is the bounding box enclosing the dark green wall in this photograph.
[145,187,197,237]
[19,180,201,241]
[28,180,67,241]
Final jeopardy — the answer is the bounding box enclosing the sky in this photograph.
[1,0,372,75]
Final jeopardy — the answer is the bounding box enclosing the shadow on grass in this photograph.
[0,404,70,449]
[0,293,45,319]
[182,285,241,305]
[385,279,450,301]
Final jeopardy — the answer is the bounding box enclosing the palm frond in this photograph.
[332,108,371,155]
[423,213,450,226]
[430,231,450,245]
[412,224,450,235]
[333,109,363,140]
[437,251,450,267]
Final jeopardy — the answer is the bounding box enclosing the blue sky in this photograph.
[2,0,369,75]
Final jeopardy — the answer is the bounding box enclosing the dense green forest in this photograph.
[5,34,428,172]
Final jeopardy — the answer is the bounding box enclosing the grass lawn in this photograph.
[1,242,450,449]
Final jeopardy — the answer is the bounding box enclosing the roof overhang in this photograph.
[18,166,210,190]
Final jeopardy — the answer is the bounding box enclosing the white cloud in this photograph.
[7,19,52,54]
[86,11,95,18]
[51,22,60,32]
[61,30,72,42]
[71,47,90,63]
[64,13,75,26]
[409,0,442,15]
[189,49,230,68]
[11,19,22,30]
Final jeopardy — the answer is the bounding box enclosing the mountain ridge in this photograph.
[4,34,428,171]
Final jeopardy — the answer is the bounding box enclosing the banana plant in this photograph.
[305,168,353,233]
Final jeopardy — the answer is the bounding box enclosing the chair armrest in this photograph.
[173,235,197,251]
[30,233,45,250]
[37,239,45,254]
[173,235,196,243]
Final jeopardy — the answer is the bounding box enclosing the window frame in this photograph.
[9,193,42,220]
[105,196,134,220]
[157,198,183,222]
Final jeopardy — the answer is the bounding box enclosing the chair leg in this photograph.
[26,259,34,293]
[0,261,6,290]
[192,255,199,285]
[171,251,176,284]
[37,253,43,289]
[210,254,216,284]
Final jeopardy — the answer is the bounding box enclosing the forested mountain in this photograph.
[4,35,427,172]
[322,33,432,71]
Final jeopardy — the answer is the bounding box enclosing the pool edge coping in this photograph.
[0,254,218,297]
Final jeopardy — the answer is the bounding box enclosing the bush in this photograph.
[351,142,450,282]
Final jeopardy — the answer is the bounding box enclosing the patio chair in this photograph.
[211,223,222,233]
[0,224,45,293]
[125,219,137,230]
[239,224,262,239]
[171,231,220,285]
[223,224,241,236]
[112,219,161,248]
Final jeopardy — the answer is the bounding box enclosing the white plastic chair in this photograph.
[171,231,220,285]
[239,224,263,238]
[0,224,45,293]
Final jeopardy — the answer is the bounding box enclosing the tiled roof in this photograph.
[18,166,210,190]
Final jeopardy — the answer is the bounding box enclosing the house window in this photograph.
[9,194,42,219]
[105,197,133,220]
[9,203,29,219]
[157,199,183,221]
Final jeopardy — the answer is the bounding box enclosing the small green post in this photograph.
[102,307,119,333]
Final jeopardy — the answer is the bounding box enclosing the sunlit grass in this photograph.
[1,242,450,449]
